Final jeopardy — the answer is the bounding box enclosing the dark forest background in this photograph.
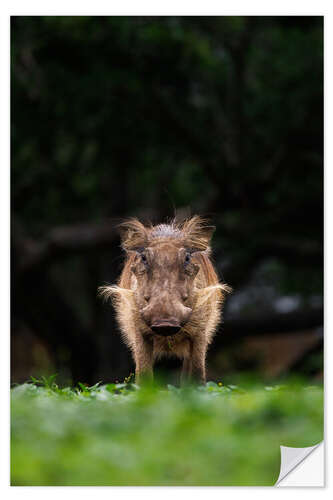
[11,16,323,385]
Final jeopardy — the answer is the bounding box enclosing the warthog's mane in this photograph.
[150,223,182,239]
[120,215,216,252]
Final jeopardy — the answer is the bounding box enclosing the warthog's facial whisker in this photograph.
[195,284,232,307]
[98,285,134,303]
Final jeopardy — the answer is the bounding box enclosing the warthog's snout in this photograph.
[150,319,182,336]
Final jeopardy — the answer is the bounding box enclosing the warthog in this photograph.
[99,216,231,383]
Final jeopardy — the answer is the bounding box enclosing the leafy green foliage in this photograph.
[11,378,323,486]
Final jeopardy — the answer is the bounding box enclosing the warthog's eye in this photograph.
[184,252,191,266]
[141,253,148,264]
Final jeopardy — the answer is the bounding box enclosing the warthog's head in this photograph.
[99,216,230,337]
[130,241,199,335]
[122,217,219,336]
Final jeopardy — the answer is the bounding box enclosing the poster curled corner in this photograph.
[275,442,323,486]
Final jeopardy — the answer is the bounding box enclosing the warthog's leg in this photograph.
[180,356,192,385]
[181,341,206,385]
[134,337,154,383]
[180,340,193,385]
[190,341,207,384]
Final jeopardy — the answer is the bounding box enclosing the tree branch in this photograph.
[216,308,323,347]
[12,219,119,273]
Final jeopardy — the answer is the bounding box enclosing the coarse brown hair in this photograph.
[99,216,231,383]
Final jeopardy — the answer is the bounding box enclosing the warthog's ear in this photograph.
[119,218,149,252]
[181,215,215,252]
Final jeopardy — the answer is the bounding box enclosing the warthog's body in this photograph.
[99,216,231,383]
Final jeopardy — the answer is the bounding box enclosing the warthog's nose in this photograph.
[151,320,181,336]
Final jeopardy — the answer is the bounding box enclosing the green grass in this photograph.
[11,376,323,486]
